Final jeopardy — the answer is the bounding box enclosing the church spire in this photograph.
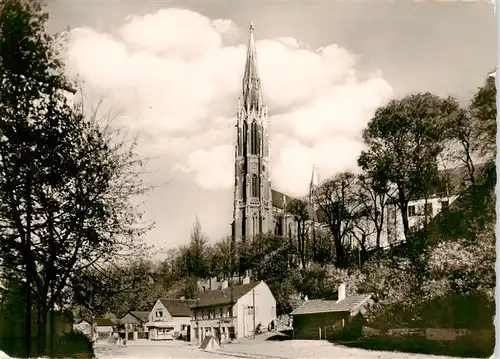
[242,21,262,112]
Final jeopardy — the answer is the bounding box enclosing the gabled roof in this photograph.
[126,311,149,323]
[290,295,372,316]
[158,298,196,317]
[94,317,116,326]
[191,281,260,309]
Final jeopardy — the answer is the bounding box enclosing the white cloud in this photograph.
[174,144,234,190]
[65,8,393,244]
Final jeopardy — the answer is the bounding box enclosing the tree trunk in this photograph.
[36,303,48,356]
[333,228,345,268]
[24,175,33,358]
[397,187,410,239]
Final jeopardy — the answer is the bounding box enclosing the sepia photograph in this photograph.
[0,0,497,358]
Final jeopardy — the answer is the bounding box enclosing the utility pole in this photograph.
[252,288,256,340]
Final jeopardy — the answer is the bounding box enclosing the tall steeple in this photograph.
[232,22,272,241]
[242,21,262,112]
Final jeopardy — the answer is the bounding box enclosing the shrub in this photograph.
[52,331,94,358]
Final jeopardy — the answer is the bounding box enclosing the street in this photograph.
[94,340,235,359]
[94,339,480,359]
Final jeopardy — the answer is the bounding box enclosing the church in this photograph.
[231,23,319,242]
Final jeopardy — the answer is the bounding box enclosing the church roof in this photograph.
[271,189,295,210]
[271,188,328,223]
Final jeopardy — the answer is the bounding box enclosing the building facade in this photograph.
[190,278,277,343]
[146,298,194,340]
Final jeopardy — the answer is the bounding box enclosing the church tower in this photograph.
[232,22,273,241]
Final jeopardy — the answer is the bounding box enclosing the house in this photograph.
[120,311,149,340]
[190,276,277,344]
[94,317,116,341]
[290,284,372,340]
[146,298,195,340]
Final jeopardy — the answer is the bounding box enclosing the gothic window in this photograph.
[250,121,260,155]
[243,121,248,155]
[251,174,259,198]
[237,127,242,156]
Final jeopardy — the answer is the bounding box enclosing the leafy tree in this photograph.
[286,198,310,271]
[358,93,460,238]
[313,172,362,268]
[208,237,232,278]
[183,218,210,278]
[0,1,151,355]
[469,74,496,161]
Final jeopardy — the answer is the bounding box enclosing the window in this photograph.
[250,121,259,155]
[219,308,223,318]
[441,200,449,211]
[243,121,248,155]
[408,205,416,216]
[425,203,433,216]
[155,310,163,318]
[251,174,259,198]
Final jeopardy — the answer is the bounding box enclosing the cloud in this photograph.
[65,7,393,199]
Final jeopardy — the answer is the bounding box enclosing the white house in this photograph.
[146,298,195,340]
[190,277,277,344]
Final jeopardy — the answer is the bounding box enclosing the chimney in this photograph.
[221,280,228,290]
[337,283,346,302]
[180,296,185,301]
[242,276,250,285]
[304,295,308,302]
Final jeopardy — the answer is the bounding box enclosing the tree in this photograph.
[357,173,390,250]
[0,1,152,354]
[469,74,496,162]
[183,218,209,278]
[313,172,362,268]
[286,198,310,271]
[358,93,460,238]
[208,237,232,278]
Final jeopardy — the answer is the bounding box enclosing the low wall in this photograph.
[363,326,494,344]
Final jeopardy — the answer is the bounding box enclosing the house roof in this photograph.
[127,311,150,323]
[94,317,116,326]
[158,298,196,317]
[191,281,260,309]
[290,295,372,316]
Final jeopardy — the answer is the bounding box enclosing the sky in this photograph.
[45,0,497,254]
